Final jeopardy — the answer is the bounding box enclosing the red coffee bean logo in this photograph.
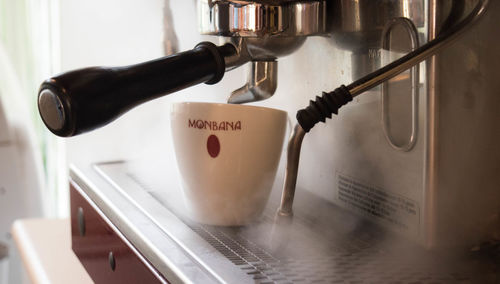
[207,135,220,158]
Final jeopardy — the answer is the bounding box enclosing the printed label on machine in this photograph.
[336,174,420,236]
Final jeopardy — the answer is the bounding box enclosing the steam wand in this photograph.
[275,0,489,223]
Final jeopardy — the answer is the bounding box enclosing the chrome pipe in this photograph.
[276,123,306,218]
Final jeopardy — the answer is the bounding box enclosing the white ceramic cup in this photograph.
[170,102,287,226]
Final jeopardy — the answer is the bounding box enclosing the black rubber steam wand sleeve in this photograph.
[296,85,353,132]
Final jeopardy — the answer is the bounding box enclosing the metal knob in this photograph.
[77,207,86,237]
[108,251,116,271]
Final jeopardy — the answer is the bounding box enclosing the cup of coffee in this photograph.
[170,102,287,226]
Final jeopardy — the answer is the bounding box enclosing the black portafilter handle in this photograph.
[38,41,233,137]
[296,85,353,132]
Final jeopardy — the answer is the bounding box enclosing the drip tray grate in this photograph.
[182,223,468,283]
[147,195,467,284]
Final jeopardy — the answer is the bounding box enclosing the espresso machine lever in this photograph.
[38,42,240,137]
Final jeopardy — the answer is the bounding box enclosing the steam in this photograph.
[100,118,498,283]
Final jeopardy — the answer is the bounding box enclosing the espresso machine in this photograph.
[38,0,499,283]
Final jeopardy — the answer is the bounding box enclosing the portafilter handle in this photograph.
[38,42,235,137]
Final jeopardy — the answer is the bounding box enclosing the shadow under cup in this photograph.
[170,102,288,226]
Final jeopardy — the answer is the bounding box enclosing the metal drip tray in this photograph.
[76,160,499,283]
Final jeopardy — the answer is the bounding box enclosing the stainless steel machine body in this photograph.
[423,0,500,247]
[194,0,500,249]
[274,0,500,248]
[193,0,500,249]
